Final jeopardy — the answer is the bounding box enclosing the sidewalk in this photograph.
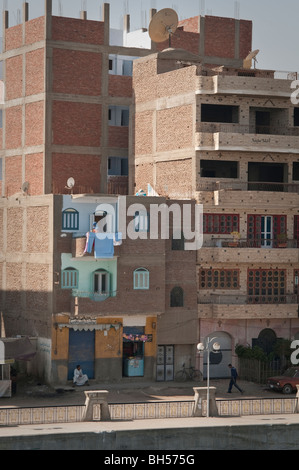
[0,375,281,408]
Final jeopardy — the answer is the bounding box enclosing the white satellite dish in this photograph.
[66,177,75,189]
[148,8,179,47]
[243,49,259,69]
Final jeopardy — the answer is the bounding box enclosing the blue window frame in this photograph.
[61,268,78,289]
[62,208,79,230]
[134,211,150,232]
[134,268,149,290]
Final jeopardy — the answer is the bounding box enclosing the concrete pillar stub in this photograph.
[82,390,111,421]
[295,385,299,413]
[193,386,219,417]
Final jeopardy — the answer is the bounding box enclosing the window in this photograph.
[201,104,239,123]
[108,157,128,176]
[200,269,239,289]
[200,160,238,178]
[203,214,239,234]
[62,208,79,231]
[108,106,130,126]
[247,214,286,247]
[61,268,78,289]
[293,163,299,181]
[134,211,150,232]
[294,270,299,297]
[170,287,184,307]
[247,269,286,303]
[134,268,149,290]
[294,108,299,127]
[93,269,110,298]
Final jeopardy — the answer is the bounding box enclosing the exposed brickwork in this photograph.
[156,29,199,55]
[26,49,45,96]
[6,207,23,253]
[5,155,22,196]
[0,209,3,253]
[25,153,44,195]
[52,49,102,95]
[52,101,101,147]
[155,159,193,198]
[204,16,236,59]
[108,126,128,148]
[52,153,101,194]
[108,75,132,97]
[5,106,22,150]
[239,20,253,58]
[134,110,154,155]
[25,101,44,147]
[156,105,194,152]
[25,264,50,311]
[26,206,49,253]
[6,55,23,100]
[25,16,45,45]
[5,24,22,51]
[52,16,104,45]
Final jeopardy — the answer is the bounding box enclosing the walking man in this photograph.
[227,363,243,393]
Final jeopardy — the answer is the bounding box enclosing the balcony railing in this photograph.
[197,181,299,193]
[203,237,298,249]
[197,122,299,136]
[198,293,298,305]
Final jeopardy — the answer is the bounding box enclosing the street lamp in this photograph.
[197,337,221,417]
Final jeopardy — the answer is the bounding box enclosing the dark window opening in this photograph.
[248,162,287,191]
[293,162,299,180]
[255,111,270,134]
[200,160,238,178]
[108,157,128,176]
[170,287,184,307]
[294,108,299,127]
[201,104,239,123]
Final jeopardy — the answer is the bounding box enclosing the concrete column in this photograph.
[149,9,157,51]
[193,386,219,417]
[103,3,110,46]
[82,390,111,421]
[80,11,87,20]
[2,10,9,52]
[124,14,130,33]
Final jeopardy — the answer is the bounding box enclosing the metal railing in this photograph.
[197,181,299,193]
[197,122,299,136]
[203,237,298,249]
[198,293,298,305]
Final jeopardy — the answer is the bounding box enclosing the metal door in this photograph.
[156,345,174,381]
[67,329,95,380]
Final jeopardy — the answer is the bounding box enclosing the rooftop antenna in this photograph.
[234,1,240,20]
[243,49,260,69]
[148,8,178,47]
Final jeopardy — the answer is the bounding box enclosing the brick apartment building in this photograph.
[133,36,299,377]
[1,0,296,384]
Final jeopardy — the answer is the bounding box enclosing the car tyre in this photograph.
[282,383,293,394]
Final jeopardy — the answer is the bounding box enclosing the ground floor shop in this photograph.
[51,314,157,384]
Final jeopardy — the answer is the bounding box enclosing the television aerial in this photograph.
[243,49,259,69]
[148,8,179,47]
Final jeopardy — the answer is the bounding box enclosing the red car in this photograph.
[267,367,299,394]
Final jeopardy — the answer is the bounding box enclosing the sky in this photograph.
[1,0,298,72]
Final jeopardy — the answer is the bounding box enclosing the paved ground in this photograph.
[0,374,286,408]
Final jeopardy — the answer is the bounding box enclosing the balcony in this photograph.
[198,293,298,319]
[71,235,121,259]
[196,74,296,98]
[107,175,128,195]
[198,238,299,264]
[196,124,299,153]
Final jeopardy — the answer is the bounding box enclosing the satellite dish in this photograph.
[243,49,259,69]
[149,8,178,47]
[66,177,75,189]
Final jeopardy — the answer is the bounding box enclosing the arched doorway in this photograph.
[252,328,277,354]
[202,332,232,378]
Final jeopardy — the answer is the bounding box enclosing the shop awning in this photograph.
[0,337,36,364]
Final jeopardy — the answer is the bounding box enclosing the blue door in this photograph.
[67,329,95,380]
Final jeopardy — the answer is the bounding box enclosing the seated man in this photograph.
[73,365,89,386]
